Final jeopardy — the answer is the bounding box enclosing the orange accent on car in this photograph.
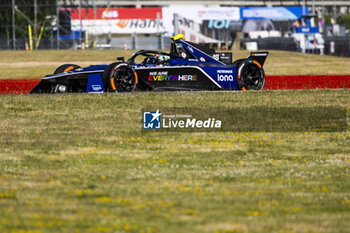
[64,66,74,72]
[134,71,138,84]
[238,75,240,79]
[110,78,116,90]
[242,87,247,91]
[253,60,261,68]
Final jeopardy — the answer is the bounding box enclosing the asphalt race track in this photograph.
[1,75,350,94]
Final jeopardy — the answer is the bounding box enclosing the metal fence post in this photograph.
[56,0,60,49]
[174,14,179,36]
[12,0,16,50]
[132,33,137,50]
[159,33,164,50]
[34,0,37,48]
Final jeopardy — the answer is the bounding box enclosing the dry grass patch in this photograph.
[0,90,349,233]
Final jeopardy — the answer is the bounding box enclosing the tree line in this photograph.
[0,0,86,41]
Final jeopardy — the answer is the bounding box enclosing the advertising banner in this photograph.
[67,7,164,34]
[65,6,311,40]
[69,8,162,20]
[296,26,320,34]
[162,6,240,42]
[240,7,306,20]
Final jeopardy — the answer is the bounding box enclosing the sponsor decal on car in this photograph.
[217,70,234,81]
[148,71,197,81]
[92,85,102,91]
[212,54,220,61]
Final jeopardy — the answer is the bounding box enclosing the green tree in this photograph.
[0,0,57,45]
[339,14,350,30]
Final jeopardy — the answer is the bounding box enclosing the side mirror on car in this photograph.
[117,57,125,62]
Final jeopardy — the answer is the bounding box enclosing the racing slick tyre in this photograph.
[103,63,138,92]
[54,64,81,74]
[236,59,265,91]
[102,62,119,92]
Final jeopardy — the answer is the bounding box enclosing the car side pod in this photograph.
[236,52,269,91]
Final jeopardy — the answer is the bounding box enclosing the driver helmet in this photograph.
[155,54,170,64]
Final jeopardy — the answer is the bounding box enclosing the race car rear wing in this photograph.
[248,52,269,67]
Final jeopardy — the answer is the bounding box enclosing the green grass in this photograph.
[0,90,349,233]
[1,49,350,79]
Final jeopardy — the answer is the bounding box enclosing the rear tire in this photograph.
[236,59,265,91]
[54,64,80,74]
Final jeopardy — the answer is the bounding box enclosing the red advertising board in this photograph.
[66,7,162,20]
[2,76,350,94]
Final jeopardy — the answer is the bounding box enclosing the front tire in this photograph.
[102,62,119,92]
[103,63,137,92]
[54,64,80,74]
[236,60,265,91]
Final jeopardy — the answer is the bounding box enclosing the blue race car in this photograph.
[30,34,268,93]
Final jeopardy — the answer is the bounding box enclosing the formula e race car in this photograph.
[30,34,268,94]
